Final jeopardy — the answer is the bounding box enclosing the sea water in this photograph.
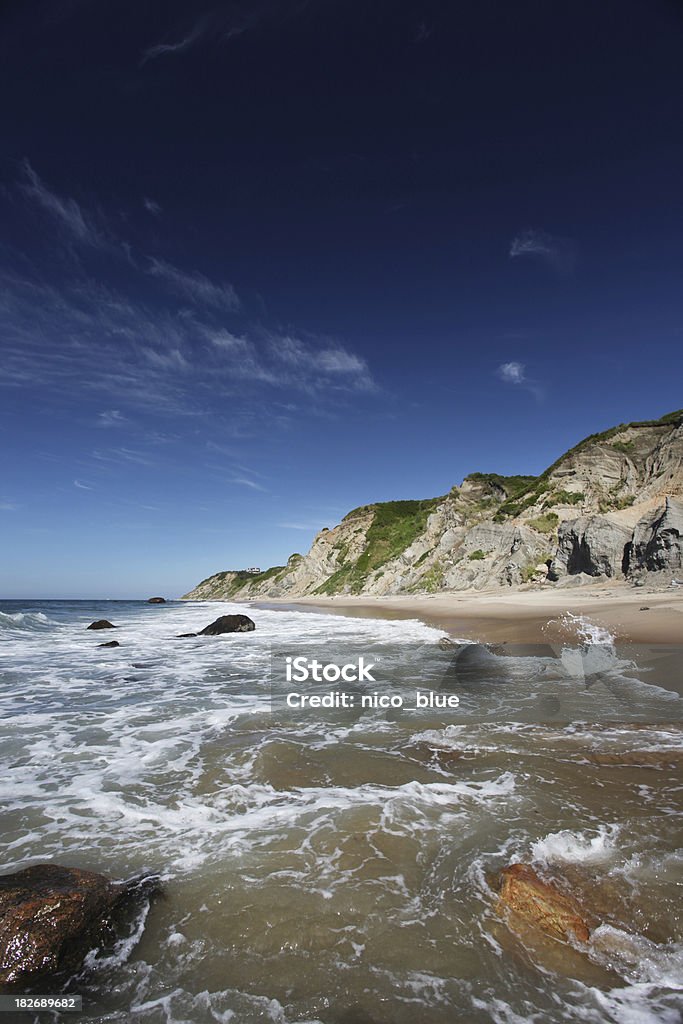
[0,599,682,1023]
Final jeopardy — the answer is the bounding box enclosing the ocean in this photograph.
[0,599,682,1023]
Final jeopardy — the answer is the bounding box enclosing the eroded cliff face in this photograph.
[184,411,683,600]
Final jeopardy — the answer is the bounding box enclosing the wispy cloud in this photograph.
[498,361,526,385]
[271,333,375,392]
[139,11,250,66]
[97,409,128,427]
[0,500,18,511]
[229,476,267,492]
[144,197,162,216]
[74,479,93,490]
[509,228,576,276]
[20,160,104,248]
[496,361,544,402]
[148,257,240,311]
[92,447,154,466]
[140,19,207,65]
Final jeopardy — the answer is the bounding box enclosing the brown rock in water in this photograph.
[198,614,256,636]
[147,597,166,604]
[0,864,160,988]
[97,640,120,648]
[496,863,591,944]
[86,620,116,630]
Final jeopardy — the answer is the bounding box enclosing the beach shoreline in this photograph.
[254,581,683,645]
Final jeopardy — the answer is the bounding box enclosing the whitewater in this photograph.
[0,598,682,1024]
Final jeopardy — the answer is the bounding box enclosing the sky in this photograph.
[1,0,682,598]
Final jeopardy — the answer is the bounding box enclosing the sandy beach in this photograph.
[258,581,683,645]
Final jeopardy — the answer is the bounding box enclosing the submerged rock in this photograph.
[496,863,591,944]
[97,640,120,648]
[86,620,116,630]
[0,864,161,989]
[147,597,166,604]
[440,643,512,689]
[198,614,256,636]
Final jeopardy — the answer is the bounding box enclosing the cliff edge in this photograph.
[184,409,683,600]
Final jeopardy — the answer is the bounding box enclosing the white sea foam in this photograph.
[531,825,620,866]
[589,925,683,988]
[1,598,681,1024]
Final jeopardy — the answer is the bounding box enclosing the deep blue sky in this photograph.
[1,0,681,598]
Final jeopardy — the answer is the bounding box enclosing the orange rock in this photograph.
[496,863,591,944]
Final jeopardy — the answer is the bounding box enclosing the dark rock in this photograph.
[0,864,161,989]
[495,863,591,944]
[440,643,511,689]
[86,620,116,631]
[147,597,166,604]
[97,640,120,648]
[175,633,198,639]
[198,614,256,636]
[639,606,650,611]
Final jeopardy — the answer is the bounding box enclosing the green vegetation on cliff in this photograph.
[184,407,682,601]
[316,498,444,595]
[464,473,537,499]
[496,408,683,518]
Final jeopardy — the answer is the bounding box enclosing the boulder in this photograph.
[626,497,683,575]
[86,620,116,630]
[496,863,591,943]
[147,597,166,604]
[0,864,161,988]
[441,644,511,688]
[549,516,631,580]
[97,640,120,648]
[198,614,256,636]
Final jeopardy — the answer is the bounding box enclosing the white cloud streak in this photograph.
[20,160,104,248]
[229,476,267,492]
[98,410,127,427]
[140,21,207,64]
[497,361,526,385]
[509,228,576,276]
[148,257,240,311]
[496,360,544,402]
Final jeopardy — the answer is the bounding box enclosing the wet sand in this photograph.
[257,583,683,645]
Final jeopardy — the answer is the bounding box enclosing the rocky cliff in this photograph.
[184,409,683,600]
